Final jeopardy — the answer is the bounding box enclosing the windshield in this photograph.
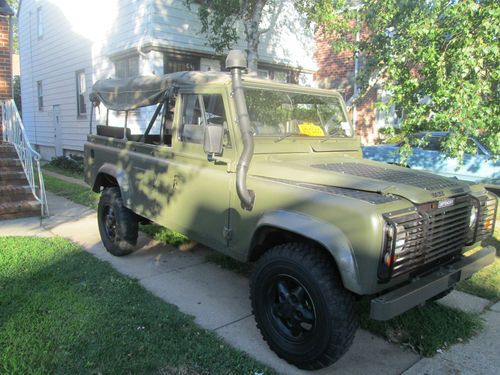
[244,87,352,138]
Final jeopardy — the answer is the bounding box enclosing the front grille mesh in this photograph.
[382,196,472,280]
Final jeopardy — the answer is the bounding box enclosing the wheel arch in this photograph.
[248,210,362,294]
[92,164,131,200]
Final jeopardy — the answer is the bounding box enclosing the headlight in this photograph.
[394,225,407,252]
[469,205,478,228]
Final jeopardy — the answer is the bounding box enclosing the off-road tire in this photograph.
[250,242,358,370]
[97,187,138,256]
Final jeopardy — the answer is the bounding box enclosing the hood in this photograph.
[249,155,475,204]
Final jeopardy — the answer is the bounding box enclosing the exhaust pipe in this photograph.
[226,50,255,211]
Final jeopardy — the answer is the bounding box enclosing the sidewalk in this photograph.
[4,191,495,374]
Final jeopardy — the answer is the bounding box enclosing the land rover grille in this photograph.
[378,193,497,282]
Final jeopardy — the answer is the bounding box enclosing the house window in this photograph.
[37,81,43,111]
[37,7,43,39]
[114,55,139,79]
[164,54,200,74]
[76,70,87,116]
[257,69,269,79]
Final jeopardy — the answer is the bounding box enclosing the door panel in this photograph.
[166,92,235,250]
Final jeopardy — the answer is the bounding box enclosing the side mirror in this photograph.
[204,123,224,155]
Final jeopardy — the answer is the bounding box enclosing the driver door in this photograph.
[166,91,236,251]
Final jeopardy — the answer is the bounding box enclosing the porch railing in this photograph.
[1,99,49,217]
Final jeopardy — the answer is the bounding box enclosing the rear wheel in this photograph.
[97,187,138,256]
[250,242,358,370]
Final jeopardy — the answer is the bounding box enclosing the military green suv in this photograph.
[84,50,496,370]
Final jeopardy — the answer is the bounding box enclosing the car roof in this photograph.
[414,131,449,138]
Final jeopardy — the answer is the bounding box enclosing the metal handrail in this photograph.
[1,99,49,217]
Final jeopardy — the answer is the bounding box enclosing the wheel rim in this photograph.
[102,205,117,242]
[265,274,316,342]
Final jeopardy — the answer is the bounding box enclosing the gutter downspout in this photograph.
[226,50,255,211]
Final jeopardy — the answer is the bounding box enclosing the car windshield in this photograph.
[244,87,352,138]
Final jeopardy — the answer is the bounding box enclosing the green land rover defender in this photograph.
[84,50,497,370]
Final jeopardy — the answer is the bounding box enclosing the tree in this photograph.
[186,0,272,72]
[6,0,18,52]
[298,0,499,159]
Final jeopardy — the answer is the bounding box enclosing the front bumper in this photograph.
[370,246,495,321]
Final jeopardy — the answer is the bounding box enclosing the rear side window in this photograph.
[421,137,443,151]
[180,94,228,144]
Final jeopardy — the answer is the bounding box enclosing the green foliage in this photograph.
[6,0,18,53]
[0,236,274,374]
[186,0,242,53]
[140,224,190,247]
[185,0,272,70]
[299,0,500,160]
[13,75,21,114]
[47,155,84,176]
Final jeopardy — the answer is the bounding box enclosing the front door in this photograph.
[166,91,235,251]
[52,105,62,156]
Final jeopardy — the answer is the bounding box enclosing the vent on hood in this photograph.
[312,162,461,191]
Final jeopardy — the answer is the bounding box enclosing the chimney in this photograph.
[0,0,14,142]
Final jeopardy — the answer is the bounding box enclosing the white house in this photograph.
[18,0,316,159]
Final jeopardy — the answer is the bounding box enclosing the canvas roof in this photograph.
[90,71,231,111]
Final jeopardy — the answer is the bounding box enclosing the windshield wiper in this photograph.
[274,133,299,143]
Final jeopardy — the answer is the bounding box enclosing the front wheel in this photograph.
[250,242,358,370]
[97,187,138,256]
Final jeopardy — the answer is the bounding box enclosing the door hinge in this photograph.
[223,226,233,241]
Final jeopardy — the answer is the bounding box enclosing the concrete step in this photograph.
[0,185,34,204]
[0,158,22,168]
[0,165,24,174]
[0,171,28,185]
[0,200,41,220]
[0,143,16,152]
[0,146,17,157]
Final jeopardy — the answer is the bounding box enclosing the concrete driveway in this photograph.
[0,192,421,374]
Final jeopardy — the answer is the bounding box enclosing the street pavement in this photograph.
[1,191,496,374]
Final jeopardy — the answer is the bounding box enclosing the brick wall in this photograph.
[314,31,380,145]
[0,14,12,141]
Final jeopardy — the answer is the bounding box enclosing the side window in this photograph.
[180,94,228,145]
[422,137,443,151]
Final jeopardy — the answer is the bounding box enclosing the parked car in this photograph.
[363,132,499,193]
[84,51,496,370]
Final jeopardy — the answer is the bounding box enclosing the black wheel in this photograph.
[250,242,358,370]
[97,187,138,256]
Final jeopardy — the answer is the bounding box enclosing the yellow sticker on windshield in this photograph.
[298,122,325,137]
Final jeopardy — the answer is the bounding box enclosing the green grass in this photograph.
[140,224,190,247]
[0,236,274,375]
[357,300,482,356]
[43,174,99,209]
[43,164,84,179]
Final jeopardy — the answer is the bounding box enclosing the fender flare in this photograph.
[92,163,132,203]
[252,210,362,294]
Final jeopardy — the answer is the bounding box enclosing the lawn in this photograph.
[43,174,99,210]
[43,163,84,179]
[0,236,274,375]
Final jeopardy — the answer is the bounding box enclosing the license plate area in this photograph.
[448,270,461,287]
